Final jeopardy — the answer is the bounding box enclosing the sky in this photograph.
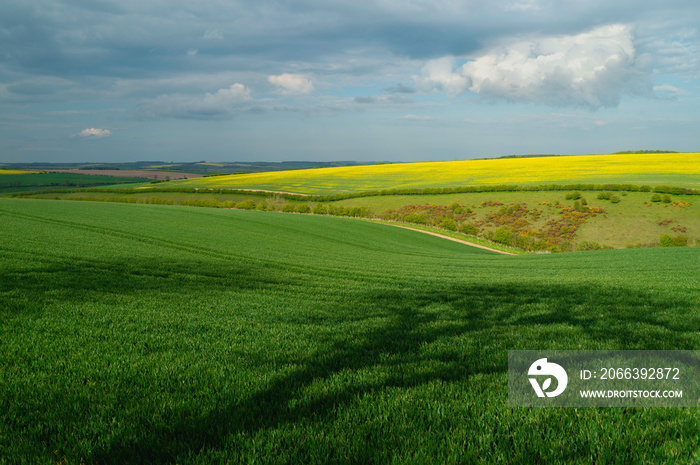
[1,0,699,163]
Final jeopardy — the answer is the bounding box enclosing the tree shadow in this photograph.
[84,279,698,463]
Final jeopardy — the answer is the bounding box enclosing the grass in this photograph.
[1,198,699,464]
[155,152,700,194]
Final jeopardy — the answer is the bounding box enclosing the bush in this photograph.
[404,213,427,224]
[295,203,310,214]
[281,203,295,212]
[459,223,478,235]
[597,192,612,200]
[660,234,687,247]
[439,218,457,231]
[609,195,620,204]
[313,203,327,215]
[662,195,672,203]
[235,199,257,210]
[576,241,602,251]
[492,227,511,244]
[650,193,662,203]
[565,191,582,200]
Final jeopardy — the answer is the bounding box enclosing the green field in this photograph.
[0,172,146,194]
[1,198,699,463]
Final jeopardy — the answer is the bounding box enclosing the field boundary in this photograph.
[7,182,700,201]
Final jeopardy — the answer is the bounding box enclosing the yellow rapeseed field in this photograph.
[0,170,38,175]
[169,152,700,194]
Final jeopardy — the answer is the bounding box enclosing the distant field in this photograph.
[0,172,148,194]
[0,169,39,175]
[1,198,698,464]
[44,169,204,179]
[159,153,700,194]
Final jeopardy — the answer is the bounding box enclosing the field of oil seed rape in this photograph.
[0,169,39,175]
[163,153,700,194]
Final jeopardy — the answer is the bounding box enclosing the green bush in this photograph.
[609,195,620,204]
[576,241,602,251]
[565,191,582,200]
[439,218,457,231]
[650,193,662,202]
[492,227,511,244]
[281,203,295,212]
[295,203,311,214]
[662,195,672,203]
[404,213,427,224]
[660,234,687,247]
[597,192,612,200]
[235,199,257,210]
[459,223,478,236]
[313,203,327,215]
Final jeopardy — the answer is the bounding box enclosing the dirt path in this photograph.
[382,223,517,255]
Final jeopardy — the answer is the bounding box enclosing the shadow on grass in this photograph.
[77,275,698,463]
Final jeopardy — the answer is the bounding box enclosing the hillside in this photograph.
[1,198,698,463]
[158,152,700,194]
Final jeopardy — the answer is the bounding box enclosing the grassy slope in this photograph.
[1,198,699,464]
[156,153,700,194]
[334,191,700,249]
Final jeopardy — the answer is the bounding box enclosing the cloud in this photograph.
[136,83,252,119]
[418,24,654,108]
[78,128,112,138]
[383,83,417,94]
[354,95,412,104]
[416,57,470,98]
[268,74,315,95]
[202,28,223,40]
[401,114,433,120]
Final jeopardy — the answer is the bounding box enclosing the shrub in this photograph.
[660,234,687,247]
[281,203,295,212]
[650,193,662,202]
[439,218,457,231]
[404,213,427,224]
[313,203,327,215]
[565,191,582,200]
[459,223,478,235]
[235,199,257,210]
[662,195,672,203]
[597,192,612,200]
[295,203,310,214]
[492,227,511,244]
[576,241,602,251]
[609,195,620,204]
[256,201,268,211]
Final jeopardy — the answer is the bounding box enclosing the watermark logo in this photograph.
[528,358,568,398]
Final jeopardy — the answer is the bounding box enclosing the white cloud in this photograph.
[78,128,112,138]
[416,57,469,97]
[401,114,433,120]
[268,73,315,95]
[137,83,252,119]
[418,24,653,109]
[653,84,687,95]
